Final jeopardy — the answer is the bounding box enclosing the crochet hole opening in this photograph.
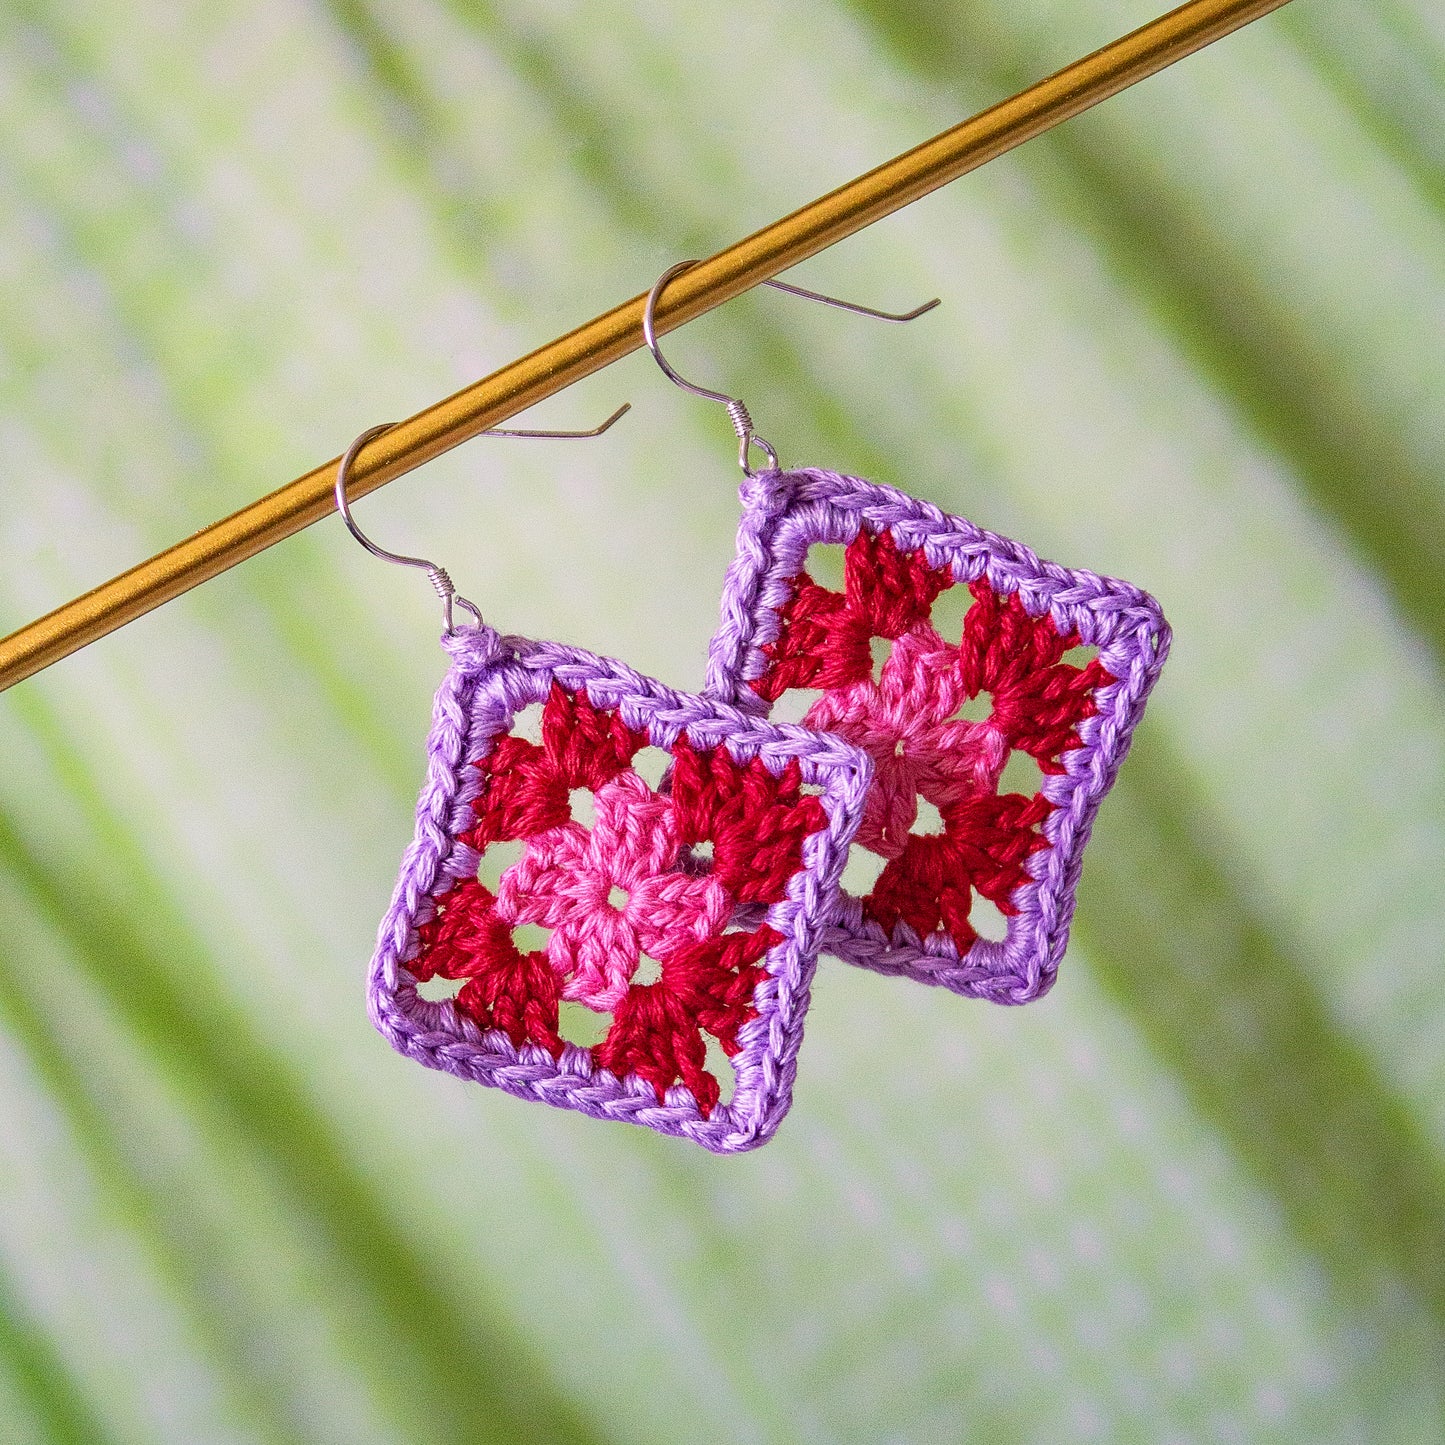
[1063,642,1100,669]
[949,690,993,724]
[914,799,945,836]
[633,951,663,987]
[631,746,671,792]
[568,788,597,828]
[805,541,847,591]
[842,845,887,896]
[417,974,461,1002]
[928,577,970,644]
[607,885,629,911]
[771,687,824,725]
[558,1002,610,1048]
[477,838,525,893]
[689,839,715,872]
[722,902,768,934]
[704,1035,734,1097]
[970,895,1009,943]
[511,922,552,955]
[869,634,894,678]
[1000,750,1047,799]
[509,701,545,747]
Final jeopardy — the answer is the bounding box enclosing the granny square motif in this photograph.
[706,468,1170,1004]
[369,626,871,1152]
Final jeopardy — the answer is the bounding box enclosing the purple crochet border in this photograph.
[368,624,872,1153]
[705,467,1171,1004]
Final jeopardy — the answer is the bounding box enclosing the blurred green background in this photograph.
[2,1,1443,1440]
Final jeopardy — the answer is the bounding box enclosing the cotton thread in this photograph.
[368,626,871,1152]
[706,467,1170,1003]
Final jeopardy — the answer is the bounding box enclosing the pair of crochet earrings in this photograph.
[344,263,1170,1154]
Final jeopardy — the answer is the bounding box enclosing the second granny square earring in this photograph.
[340,412,871,1152]
[644,262,1170,1005]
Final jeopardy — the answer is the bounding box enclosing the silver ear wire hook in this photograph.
[642,260,939,476]
[758,277,941,324]
[334,403,631,633]
[644,261,779,477]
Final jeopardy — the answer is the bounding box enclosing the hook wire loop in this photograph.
[333,422,482,634]
[332,405,631,633]
[644,261,938,477]
[643,261,779,477]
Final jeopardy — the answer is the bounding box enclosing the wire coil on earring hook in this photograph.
[722,398,779,477]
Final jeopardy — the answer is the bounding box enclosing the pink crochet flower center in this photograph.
[495,771,730,1011]
[751,528,1114,954]
[804,620,1008,859]
[411,683,827,1117]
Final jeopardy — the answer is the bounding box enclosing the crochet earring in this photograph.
[644,262,1170,1006]
[341,408,871,1153]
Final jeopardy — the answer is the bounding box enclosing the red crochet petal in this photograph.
[862,791,1052,950]
[467,735,569,848]
[411,878,514,981]
[541,682,645,790]
[945,791,1054,907]
[670,741,826,905]
[994,657,1113,770]
[467,683,648,848]
[845,527,953,638]
[593,925,779,1116]
[752,575,870,700]
[665,925,779,1055]
[958,580,1072,692]
[866,834,979,953]
[454,957,563,1057]
[752,530,954,701]
[412,879,563,1056]
[957,581,1114,768]
[596,984,719,1116]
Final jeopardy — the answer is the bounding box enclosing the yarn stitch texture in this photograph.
[706,468,1170,1003]
[369,625,871,1152]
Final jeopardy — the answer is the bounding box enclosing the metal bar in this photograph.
[0,0,1291,692]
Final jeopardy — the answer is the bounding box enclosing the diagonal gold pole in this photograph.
[0,0,1291,692]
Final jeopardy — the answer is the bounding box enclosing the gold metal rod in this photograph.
[0,0,1290,692]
